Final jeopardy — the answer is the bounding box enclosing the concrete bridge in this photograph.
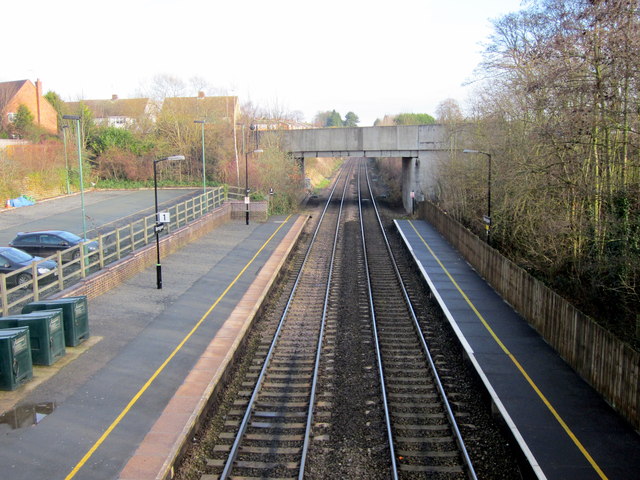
[264,125,466,213]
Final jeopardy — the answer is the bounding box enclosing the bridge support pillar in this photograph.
[401,152,439,214]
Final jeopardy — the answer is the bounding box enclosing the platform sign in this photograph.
[157,212,170,223]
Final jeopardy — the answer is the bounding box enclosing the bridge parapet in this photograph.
[276,125,450,158]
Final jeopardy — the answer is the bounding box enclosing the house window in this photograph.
[7,112,17,123]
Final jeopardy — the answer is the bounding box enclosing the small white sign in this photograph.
[244,196,250,204]
[157,212,170,223]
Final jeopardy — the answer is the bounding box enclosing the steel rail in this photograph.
[298,159,354,479]
[363,161,478,480]
[357,160,399,480]
[219,161,353,480]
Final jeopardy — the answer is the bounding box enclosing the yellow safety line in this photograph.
[407,220,608,480]
[65,215,293,480]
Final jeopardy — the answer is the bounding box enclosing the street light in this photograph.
[244,124,264,225]
[194,120,206,197]
[61,125,71,195]
[463,149,492,245]
[63,114,87,241]
[153,155,185,289]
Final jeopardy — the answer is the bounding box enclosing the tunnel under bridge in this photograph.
[265,125,466,213]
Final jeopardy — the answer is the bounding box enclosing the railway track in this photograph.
[357,161,476,479]
[206,160,355,479]
[198,158,479,479]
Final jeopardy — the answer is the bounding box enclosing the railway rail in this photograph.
[207,160,355,479]
[357,161,476,479]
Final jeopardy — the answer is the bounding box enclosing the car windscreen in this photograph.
[2,248,34,263]
[57,231,82,243]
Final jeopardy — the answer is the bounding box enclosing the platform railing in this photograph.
[0,187,226,316]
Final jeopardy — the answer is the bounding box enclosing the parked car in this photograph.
[0,246,58,288]
[9,230,98,263]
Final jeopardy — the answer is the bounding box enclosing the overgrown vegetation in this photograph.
[1,77,312,215]
[435,0,640,346]
[374,113,436,126]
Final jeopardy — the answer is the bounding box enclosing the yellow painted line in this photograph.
[65,215,293,480]
[407,220,608,480]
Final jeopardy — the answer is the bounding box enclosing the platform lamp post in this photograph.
[153,155,185,289]
[194,120,206,201]
[62,115,87,241]
[244,125,264,225]
[61,125,71,195]
[463,149,492,245]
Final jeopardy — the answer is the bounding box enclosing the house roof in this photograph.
[65,97,151,118]
[0,80,28,105]
[161,95,238,120]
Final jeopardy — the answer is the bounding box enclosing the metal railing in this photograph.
[0,187,226,316]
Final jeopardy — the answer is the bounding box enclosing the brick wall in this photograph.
[229,201,268,221]
[7,81,58,134]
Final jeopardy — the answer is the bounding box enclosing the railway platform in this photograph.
[395,219,640,480]
[0,213,306,480]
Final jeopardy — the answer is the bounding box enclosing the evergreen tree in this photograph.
[13,104,34,135]
[344,111,360,127]
[326,110,344,127]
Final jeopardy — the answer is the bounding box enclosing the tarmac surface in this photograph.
[396,219,640,480]
[0,212,302,480]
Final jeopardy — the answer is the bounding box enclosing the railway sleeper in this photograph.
[398,463,465,474]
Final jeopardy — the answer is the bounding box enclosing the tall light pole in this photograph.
[244,124,262,225]
[63,115,87,240]
[194,120,206,197]
[463,149,492,245]
[62,125,71,195]
[153,155,185,289]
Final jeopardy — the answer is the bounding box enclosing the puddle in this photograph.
[0,402,56,430]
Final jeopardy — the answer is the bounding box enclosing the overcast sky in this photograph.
[4,0,525,126]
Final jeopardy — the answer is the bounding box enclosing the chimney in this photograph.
[35,79,43,125]
[198,91,205,99]
[112,94,119,101]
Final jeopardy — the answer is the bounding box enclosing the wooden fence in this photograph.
[418,200,640,430]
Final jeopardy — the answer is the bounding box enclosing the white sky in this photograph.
[4,0,525,126]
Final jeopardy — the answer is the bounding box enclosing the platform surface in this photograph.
[0,214,302,480]
[396,219,640,480]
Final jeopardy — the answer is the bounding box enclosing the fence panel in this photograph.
[418,201,640,429]
[1,187,227,315]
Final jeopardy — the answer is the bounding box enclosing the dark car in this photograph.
[9,230,98,263]
[0,246,58,288]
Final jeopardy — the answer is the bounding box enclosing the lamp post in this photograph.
[63,115,87,240]
[153,155,185,289]
[194,120,206,197]
[244,125,264,225]
[61,125,71,195]
[245,125,254,225]
[463,149,492,245]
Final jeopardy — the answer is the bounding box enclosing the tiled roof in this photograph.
[66,98,151,118]
[161,96,238,119]
[0,80,28,104]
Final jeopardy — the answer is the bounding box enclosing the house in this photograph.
[65,95,156,129]
[160,92,240,125]
[0,79,58,134]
